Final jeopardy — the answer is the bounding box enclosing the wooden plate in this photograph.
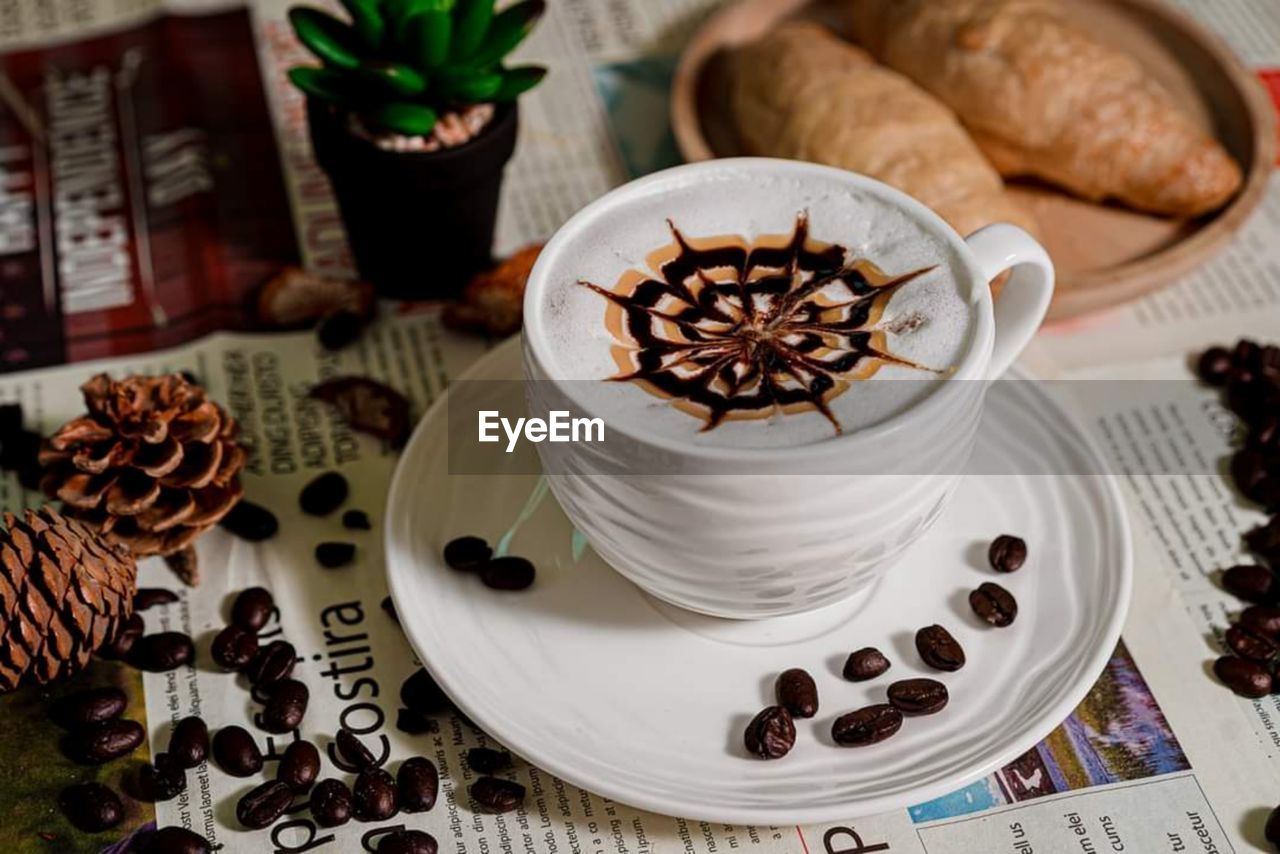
[671,0,1276,323]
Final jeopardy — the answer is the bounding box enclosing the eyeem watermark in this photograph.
[478,410,605,453]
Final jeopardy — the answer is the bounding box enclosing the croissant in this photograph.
[725,22,1038,240]
[848,0,1243,217]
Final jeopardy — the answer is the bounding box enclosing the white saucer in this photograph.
[385,337,1132,825]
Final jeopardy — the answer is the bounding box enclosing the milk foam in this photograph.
[530,166,978,449]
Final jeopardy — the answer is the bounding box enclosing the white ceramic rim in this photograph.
[520,157,998,463]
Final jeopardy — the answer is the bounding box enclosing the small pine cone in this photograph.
[0,507,138,691]
[39,373,246,568]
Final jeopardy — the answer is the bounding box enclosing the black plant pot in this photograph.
[308,101,518,300]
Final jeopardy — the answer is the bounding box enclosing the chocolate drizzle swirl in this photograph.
[582,214,938,433]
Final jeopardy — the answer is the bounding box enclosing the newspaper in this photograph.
[0,0,1278,852]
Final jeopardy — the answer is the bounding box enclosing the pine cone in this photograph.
[0,507,138,691]
[39,373,246,567]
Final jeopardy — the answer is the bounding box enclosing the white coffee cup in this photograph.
[523,159,1053,619]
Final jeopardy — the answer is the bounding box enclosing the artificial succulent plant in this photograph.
[287,0,547,136]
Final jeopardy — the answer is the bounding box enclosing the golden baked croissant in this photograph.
[725,22,1038,240]
[848,0,1243,217]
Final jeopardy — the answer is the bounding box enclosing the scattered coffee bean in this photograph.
[1197,347,1234,385]
[261,678,310,733]
[138,752,187,802]
[130,631,195,672]
[843,647,890,682]
[213,725,263,776]
[1247,517,1280,565]
[316,541,356,569]
[401,668,450,714]
[353,767,399,821]
[774,668,819,718]
[481,556,536,590]
[231,586,275,631]
[140,827,211,854]
[134,587,179,610]
[344,509,372,530]
[1242,605,1280,638]
[470,776,526,812]
[278,740,321,793]
[311,779,354,827]
[247,640,297,686]
[887,678,949,716]
[50,686,126,728]
[336,727,378,770]
[969,582,1018,627]
[300,471,349,516]
[443,536,492,570]
[396,708,436,734]
[1213,655,1272,698]
[832,704,904,746]
[1266,804,1280,850]
[743,706,796,759]
[1222,564,1275,604]
[916,624,966,672]
[99,612,144,660]
[378,830,439,854]
[466,747,511,774]
[169,716,209,768]
[988,535,1027,573]
[220,500,279,541]
[1232,449,1271,504]
[1225,624,1278,662]
[63,718,145,765]
[398,756,439,812]
[211,624,259,671]
[237,779,294,830]
[59,782,123,832]
[318,310,363,351]
[381,596,399,624]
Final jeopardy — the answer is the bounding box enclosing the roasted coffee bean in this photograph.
[396,708,436,735]
[344,509,372,530]
[0,401,22,441]
[401,668,450,714]
[98,612,144,660]
[774,668,819,718]
[59,782,123,832]
[1247,517,1280,565]
[311,778,354,827]
[1198,346,1234,386]
[381,596,399,624]
[130,631,195,672]
[237,779,294,829]
[211,624,259,670]
[300,471,349,516]
[1266,804,1280,850]
[231,586,275,631]
[1242,605,1280,638]
[318,310,363,351]
[1222,564,1275,604]
[969,582,1018,627]
[1225,624,1279,662]
[742,706,796,759]
[220,500,279,542]
[63,718,145,764]
[336,727,378,770]
[1250,416,1280,454]
[50,686,126,728]
[134,587,179,611]
[261,678,310,733]
[480,556,536,590]
[843,647,890,681]
[139,752,187,801]
[278,739,321,793]
[443,535,492,570]
[140,827,211,854]
[916,624,966,671]
[248,640,297,686]
[213,725,263,776]
[832,704,904,746]
[353,767,398,821]
[1213,655,1272,698]
[1232,449,1270,503]
[466,747,511,774]
[988,535,1027,573]
[398,756,439,812]
[169,716,209,768]
[471,776,526,812]
[378,830,439,854]
[315,541,356,569]
[887,678,949,716]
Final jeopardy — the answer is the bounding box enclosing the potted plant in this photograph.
[287,0,547,299]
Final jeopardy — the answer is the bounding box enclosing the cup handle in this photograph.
[964,224,1055,379]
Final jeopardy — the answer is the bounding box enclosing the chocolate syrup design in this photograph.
[583,214,937,433]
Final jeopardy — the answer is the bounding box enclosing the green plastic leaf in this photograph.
[408,10,452,68]
[449,0,493,61]
[385,0,452,40]
[338,0,385,48]
[464,0,543,68]
[360,61,428,95]
[492,64,545,101]
[288,7,363,69]
[433,68,503,101]
[288,66,353,105]
[364,102,439,135]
